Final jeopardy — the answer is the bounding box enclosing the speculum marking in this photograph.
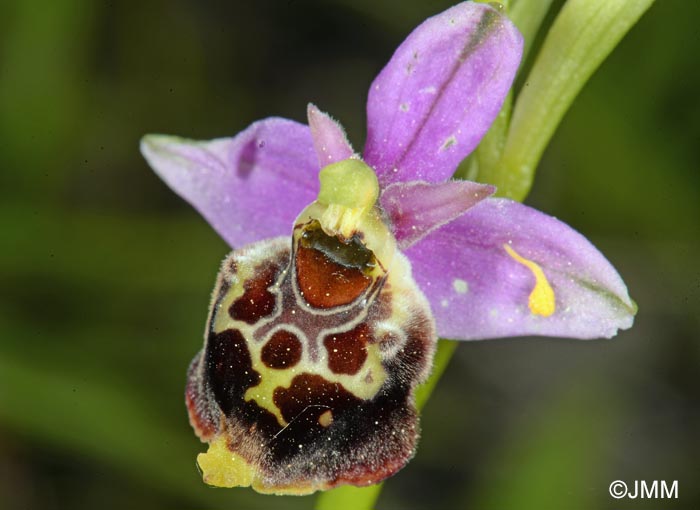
[295,244,370,308]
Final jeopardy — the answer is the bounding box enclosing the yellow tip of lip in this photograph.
[198,437,255,488]
[197,436,321,495]
[503,244,556,317]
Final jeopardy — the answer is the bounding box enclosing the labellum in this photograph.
[185,159,436,495]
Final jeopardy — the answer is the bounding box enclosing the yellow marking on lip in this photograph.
[241,340,387,427]
[503,244,556,317]
[318,409,333,427]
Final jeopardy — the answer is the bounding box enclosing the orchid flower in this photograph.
[141,1,635,497]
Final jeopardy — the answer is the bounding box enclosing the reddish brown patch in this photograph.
[331,446,412,490]
[323,323,370,375]
[273,373,361,425]
[295,245,370,308]
[261,330,302,369]
[186,390,216,439]
[229,262,278,324]
[185,354,219,440]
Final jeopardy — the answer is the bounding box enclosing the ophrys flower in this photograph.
[141,1,635,496]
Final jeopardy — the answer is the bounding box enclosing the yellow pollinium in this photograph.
[503,244,556,317]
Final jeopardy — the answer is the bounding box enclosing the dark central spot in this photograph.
[323,323,369,375]
[261,330,302,369]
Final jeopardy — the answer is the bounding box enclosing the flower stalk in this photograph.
[480,0,655,201]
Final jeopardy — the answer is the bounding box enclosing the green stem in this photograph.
[510,0,555,63]
[494,0,656,201]
[314,340,458,510]
[314,483,383,510]
[455,0,553,185]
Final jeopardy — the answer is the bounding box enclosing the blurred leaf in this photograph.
[468,381,624,510]
[0,0,92,190]
[0,347,310,510]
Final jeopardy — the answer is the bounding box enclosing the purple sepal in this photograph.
[140,118,318,249]
[404,198,636,340]
[364,2,523,186]
[380,180,494,249]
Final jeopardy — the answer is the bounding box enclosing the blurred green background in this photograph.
[0,1,698,509]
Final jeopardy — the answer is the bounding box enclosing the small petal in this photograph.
[404,198,636,340]
[307,104,355,166]
[141,118,318,248]
[380,179,494,249]
[364,2,523,186]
